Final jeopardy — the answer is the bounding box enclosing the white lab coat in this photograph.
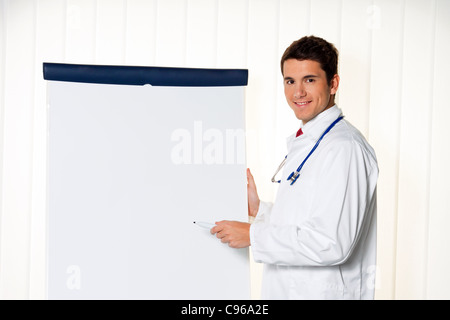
[250,105,378,300]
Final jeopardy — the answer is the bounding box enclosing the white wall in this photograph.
[1,0,450,300]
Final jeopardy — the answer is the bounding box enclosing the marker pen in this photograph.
[193,221,216,229]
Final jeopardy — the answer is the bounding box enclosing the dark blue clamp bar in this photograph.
[43,63,248,87]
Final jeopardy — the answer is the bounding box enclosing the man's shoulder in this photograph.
[328,120,378,163]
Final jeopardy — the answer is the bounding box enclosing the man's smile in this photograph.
[294,100,312,107]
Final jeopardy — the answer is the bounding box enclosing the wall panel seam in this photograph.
[244,0,249,68]
[62,0,67,61]
[0,0,7,288]
[273,0,281,154]
[123,0,128,64]
[23,0,39,299]
[94,0,99,63]
[336,0,343,50]
[153,0,158,65]
[393,0,407,300]
[424,0,438,300]
[366,0,375,142]
[183,0,188,66]
[213,0,219,67]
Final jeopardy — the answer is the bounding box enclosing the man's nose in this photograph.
[293,84,306,99]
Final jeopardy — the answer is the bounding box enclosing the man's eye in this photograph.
[305,78,315,83]
[285,80,294,85]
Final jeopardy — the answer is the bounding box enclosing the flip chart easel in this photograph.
[44,63,250,299]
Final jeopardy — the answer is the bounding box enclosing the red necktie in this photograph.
[296,128,303,137]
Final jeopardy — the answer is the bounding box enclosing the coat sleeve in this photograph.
[249,139,378,267]
[252,201,273,223]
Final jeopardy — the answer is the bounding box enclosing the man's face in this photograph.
[283,59,339,125]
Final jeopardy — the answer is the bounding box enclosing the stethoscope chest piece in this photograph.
[287,171,300,185]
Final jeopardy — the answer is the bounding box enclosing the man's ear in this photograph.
[330,74,340,95]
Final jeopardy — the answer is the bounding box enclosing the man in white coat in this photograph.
[211,36,378,300]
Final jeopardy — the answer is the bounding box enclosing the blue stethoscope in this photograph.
[271,115,344,185]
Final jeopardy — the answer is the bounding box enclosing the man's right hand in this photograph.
[247,168,260,217]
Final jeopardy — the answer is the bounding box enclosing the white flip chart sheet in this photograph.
[44,63,250,299]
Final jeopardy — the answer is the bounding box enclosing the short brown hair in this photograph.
[280,36,338,84]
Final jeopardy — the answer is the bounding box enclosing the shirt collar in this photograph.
[286,105,343,147]
[300,105,343,140]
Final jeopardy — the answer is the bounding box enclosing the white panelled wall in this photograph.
[1,0,449,300]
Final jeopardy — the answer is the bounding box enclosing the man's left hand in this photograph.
[211,221,251,249]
